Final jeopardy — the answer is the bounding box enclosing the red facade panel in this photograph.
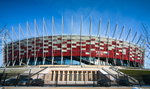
[5,36,144,65]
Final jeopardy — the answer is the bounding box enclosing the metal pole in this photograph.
[33,20,43,65]
[89,16,92,64]
[127,29,132,67]
[141,40,144,68]
[11,27,15,66]
[34,19,37,65]
[4,30,9,66]
[26,22,30,66]
[112,24,118,38]
[5,30,13,66]
[2,38,5,67]
[142,24,149,44]
[12,26,20,66]
[6,40,8,66]
[124,28,131,67]
[61,16,64,65]
[113,24,118,66]
[19,25,25,66]
[97,18,101,37]
[51,16,54,65]
[20,26,25,37]
[42,18,48,65]
[120,26,124,66]
[18,24,22,66]
[98,18,101,65]
[1,35,5,67]
[125,29,131,41]
[132,32,137,67]
[132,32,137,43]
[138,40,143,68]
[105,21,110,37]
[119,26,124,39]
[134,44,138,67]
[70,16,73,65]
[143,40,146,68]
[80,16,82,65]
[136,34,142,45]
[105,21,110,65]
[42,18,46,65]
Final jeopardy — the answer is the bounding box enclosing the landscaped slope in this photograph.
[119,69,150,85]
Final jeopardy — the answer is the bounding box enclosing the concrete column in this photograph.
[48,71,51,80]
[81,71,83,81]
[58,71,60,82]
[44,71,51,85]
[94,71,97,81]
[49,71,52,81]
[53,71,56,81]
[90,71,93,81]
[67,71,69,81]
[76,71,78,81]
[72,71,74,81]
[85,71,88,81]
[62,71,65,81]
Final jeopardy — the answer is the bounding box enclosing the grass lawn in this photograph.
[119,69,150,75]
[0,68,27,73]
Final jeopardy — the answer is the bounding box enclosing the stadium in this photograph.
[4,35,144,67]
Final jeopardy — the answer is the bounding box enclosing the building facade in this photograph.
[4,35,144,67]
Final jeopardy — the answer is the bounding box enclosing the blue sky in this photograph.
[0,0,150,68]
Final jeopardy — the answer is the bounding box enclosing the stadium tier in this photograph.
[4,35,144,67]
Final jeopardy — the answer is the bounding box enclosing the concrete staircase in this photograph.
[104,66,139,85]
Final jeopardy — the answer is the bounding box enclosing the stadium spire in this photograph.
[119,26,124,39]
[112,24,118,38]
[80,16,83,65]
[61,16,64,65]
[51,16,54,65]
